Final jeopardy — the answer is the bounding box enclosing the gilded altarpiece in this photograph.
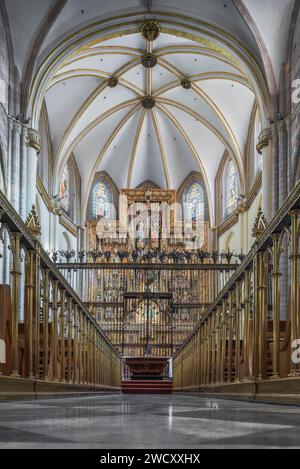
[85,187,210,357]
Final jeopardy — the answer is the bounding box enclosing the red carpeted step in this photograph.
[122,380,173,394]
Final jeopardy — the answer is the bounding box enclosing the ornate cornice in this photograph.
[59,212,78,237]
[217,212,239,237]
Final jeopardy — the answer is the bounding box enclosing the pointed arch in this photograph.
[86,171,119,221]
[177,172,210,224]
[215,151,241,225]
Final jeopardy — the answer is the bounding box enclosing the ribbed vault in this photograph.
[38,20,264,222]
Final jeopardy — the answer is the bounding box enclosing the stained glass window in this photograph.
[92,181,112,219]
[184,182,205,221]
[224,159,239,218]
[59,164,70,214]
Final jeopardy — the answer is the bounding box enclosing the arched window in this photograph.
[224,159,239,219]
[92,181,112,220]
[59,163,70,214]
[254,110,262,174]
[184,182,205,222]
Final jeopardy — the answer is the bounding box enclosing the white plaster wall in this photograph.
[218,188,262,256]
[247,190,262,251]
[57,222,77,251]
[219,218,242,256]
[36,192,51,252]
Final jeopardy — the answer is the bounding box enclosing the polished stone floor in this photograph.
[0,393,300,448]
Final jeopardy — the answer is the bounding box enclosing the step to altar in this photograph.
[122,380,172,394]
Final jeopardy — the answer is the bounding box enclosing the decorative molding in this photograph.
[217,212,239,237]
[135,180,161,189]
[59,212,78,237]
[25,205,41,238]
[141,20,160,41]
[37,175,52,211]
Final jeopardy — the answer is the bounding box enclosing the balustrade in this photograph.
[173,181,300,392]
[0,193,121,390]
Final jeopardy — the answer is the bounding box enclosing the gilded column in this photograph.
[52,280,59,381]
[24,250,35,378]
[73,304,79,384]
[220,299,227,384]
[243,270,251,381]
[271,233,281,379]
[289,210,300,376]
[227,290,234,383]
[34,246,41,378]
[67,297,73,383]
[234,282,241,383]
[258,251,267,380]
[10,232,21,377]
[78,311,83,384]
[60,289,66,382]
[42,269,50,379]
[211,313,216,384]
[215,306,221,384]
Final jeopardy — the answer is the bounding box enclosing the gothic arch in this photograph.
[86,171,119,221]
[177,171,210,224]
[215,151,241,226]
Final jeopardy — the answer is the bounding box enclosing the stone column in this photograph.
[26,128,41,216]
[19,125,28,220]
[277,120,288,206]
[272,125,279,214]
[257,127,273,221]
[10,120,22,211]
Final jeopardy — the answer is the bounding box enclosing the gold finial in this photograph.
[252,207,267,239]
[25,205,41,238]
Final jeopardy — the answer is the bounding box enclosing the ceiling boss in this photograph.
[141,20,161,41]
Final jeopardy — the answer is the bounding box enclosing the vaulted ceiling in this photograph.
[4,0,296,220]
[44,28,255,218]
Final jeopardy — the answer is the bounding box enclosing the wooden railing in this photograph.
[0,192,121,390]
[173,181,300,393]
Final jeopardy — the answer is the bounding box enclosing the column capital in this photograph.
[27,128,41,153]
[12,120,22,134]
[256,127,272,153]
